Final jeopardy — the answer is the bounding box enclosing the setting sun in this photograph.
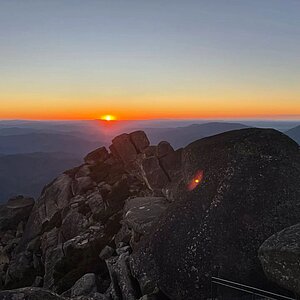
[101,115,116,121]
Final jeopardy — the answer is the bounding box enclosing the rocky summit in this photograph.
[0,128,299,300]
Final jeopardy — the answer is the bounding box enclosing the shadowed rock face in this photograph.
[132,128,300,299]
[84,147,109,165]
[0,196,34,288]
[0,196,34,231]
[0,287,64,300]
[259,223,300,295]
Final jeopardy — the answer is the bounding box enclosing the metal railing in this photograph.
[211,277,296,300]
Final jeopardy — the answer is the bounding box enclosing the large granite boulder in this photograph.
[84,147,109,165]
[156,141,174,159]
[110,133,138,164]
[132,128,300,299]
[123,197,169,237]
[70,273,97,297]
[259,223,300,296]
[115,196,170,250]
[130,131,150,153]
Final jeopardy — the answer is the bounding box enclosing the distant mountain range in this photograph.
[0,133,102,155]
[0,120,298,203]
[285,125,300,144]
[144,122,250,148]
[0,152,81,202]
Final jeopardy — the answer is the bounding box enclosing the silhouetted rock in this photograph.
[159,148,182,182]
[259,223,300,295]
[130,131,150,152]
[84,147,109,165]
[156,141,174,159]
[142,146,157,157]
[110,133,138,163]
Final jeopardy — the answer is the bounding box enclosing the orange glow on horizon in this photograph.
[0,98,299,121]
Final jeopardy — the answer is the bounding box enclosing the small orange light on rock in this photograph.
[188,170,204,191]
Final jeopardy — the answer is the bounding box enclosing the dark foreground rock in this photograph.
[0,196,34,288]
[2,130,174,295]
[1,128,299,299]
[259,223,300,296]
[0,287,64,300]
[132,128,300,299]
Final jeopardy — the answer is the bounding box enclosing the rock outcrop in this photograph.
[1,128,299,299]
[0,196,34,288]
[132,128,300,299]
[259,223,300,296]
[2,130,175,297]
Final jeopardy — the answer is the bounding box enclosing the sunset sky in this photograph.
[1,0,300,120]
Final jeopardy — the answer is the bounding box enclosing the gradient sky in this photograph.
[1,0,300,120]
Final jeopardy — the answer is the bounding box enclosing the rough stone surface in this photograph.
[72,292,109,300]
[110,133,138,164]
[106,252,140,300]
[0,287,64,299]
[70,273,97,297]
[84,147,109,165]
[159,149,182,184]
[123,197,169,237]
[32,276,43,287]
[142,146,157,158]
[99,246,115,261]
[141,157,170,191]
[0,196,34,288]
[130,131,150,153]
[132,128,300,299]
[156,141,174,159]
[259,223,300,295]
[0,196,34,230]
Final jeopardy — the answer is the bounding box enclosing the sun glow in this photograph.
[100,115,116,121]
